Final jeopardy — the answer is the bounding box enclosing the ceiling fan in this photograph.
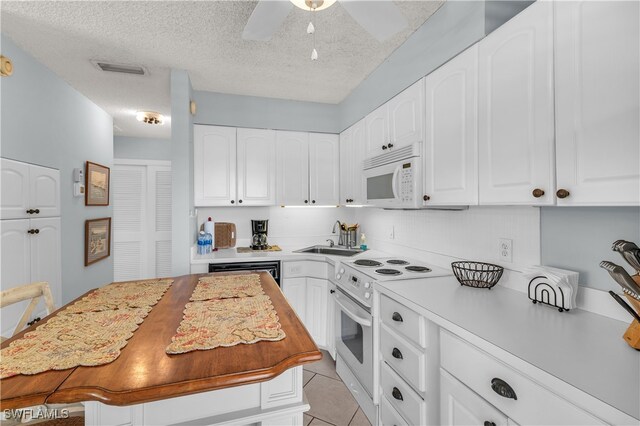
[242,0,410,43]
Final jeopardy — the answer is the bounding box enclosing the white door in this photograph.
[282,277,307,325]
[147,166,172,278]
[339,126,352,206]
[365,104,389,158]
[0,219,31,337]
[326,281,336,358]
[424,45,478,206]
[478,1,555,205]
[237,128,277,206]
[388,80,424,150]
[309,133,340,206]
[29,217,62,313]
[554,1,640,206]
[29,164,60,217]
[305,277,328,347]
[194,125,236,206]
[440,369,508,426]
[1,158,30,220]
[276,131,309,206]
[350,120,366,205]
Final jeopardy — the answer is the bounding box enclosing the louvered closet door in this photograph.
[113,163,172,281]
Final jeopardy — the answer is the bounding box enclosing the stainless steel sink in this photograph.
[294,245,363,257]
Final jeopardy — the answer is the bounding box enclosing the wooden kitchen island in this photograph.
[0,272,322,425]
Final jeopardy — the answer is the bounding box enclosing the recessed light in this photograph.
[136,111,164,125]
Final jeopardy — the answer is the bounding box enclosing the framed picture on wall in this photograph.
[85,217,111,266]
[85,161,110,206]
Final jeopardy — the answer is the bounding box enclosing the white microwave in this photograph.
[363,144,422,209]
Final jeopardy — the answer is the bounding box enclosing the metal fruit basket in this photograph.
[451,261,504,289]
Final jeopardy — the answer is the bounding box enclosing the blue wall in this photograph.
[1,35,114,303]
[114,136,171,161]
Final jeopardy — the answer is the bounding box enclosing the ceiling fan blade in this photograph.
[340,0,408,42]
[242,0,293,41]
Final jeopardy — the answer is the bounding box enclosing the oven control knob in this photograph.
[336,274,342,280]
[364,282,371,289]
[339,268,345,274]
[364,292,371,299]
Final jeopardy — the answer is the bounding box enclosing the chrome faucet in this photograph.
[332,220,344,246]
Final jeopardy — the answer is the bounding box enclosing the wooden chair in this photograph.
[0,282,84,423]
[0,281,56,341]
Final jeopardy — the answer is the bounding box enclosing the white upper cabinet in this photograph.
[554,1,640,206]
[424,45,479,206]
[340,119,365,205]
[194,125,237,206]
[236,128,277,206]
[1,159,60,219]
[277,131,310,206]
[365,81,424,158]
[309,133,340,206]
[478,1,555,205]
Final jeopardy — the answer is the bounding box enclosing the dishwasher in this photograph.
[208,261,281,286]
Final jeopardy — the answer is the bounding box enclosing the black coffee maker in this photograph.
[251,220,269,250]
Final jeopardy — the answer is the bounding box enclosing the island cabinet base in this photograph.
[84,367,306,426]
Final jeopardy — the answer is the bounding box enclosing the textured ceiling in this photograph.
[1,1,443,138]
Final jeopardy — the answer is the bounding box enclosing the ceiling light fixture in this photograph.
[292,0,336,61]
[136,111,164,125]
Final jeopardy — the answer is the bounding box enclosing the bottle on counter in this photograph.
[360,233,367,251]
[204,231,213,254]
[197,231,207,255]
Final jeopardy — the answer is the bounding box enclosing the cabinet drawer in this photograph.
[380,323,426,393]
[381,362,426,426]
[380,395,409,426]
[282,261,328,279]
[380,294,426,347]
[440,331,605,425]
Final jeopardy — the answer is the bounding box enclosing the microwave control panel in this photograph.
[400,163,414,202]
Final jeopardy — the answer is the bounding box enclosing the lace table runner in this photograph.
[166,274,285,354]
[0,279,172,379]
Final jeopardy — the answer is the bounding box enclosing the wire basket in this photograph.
[451,261,504,289]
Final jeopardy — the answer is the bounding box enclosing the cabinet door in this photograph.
[276,131,309,206]
[194,125,236,206]
[326,281,336,358]
[1,219,31,337]
[1,158,30,220]
[478,2,555,205]
[350,120,366,205]
[440,369,508,426]
[424,45,478,206]
[555,1,640,205]
[309,133,340,206]
[388,80,424,150]
[282,277,307,325]
[29,164,60,217]
[339,126,352,206]
[365,104,389,157]
[30,217,62,310]
[305,278,328,347]
[237,128,277,206]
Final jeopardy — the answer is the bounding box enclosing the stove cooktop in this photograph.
[349,256,451,282]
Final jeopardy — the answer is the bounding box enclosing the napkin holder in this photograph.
[528,276,573,312]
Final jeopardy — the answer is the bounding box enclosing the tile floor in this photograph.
[303,351,371,426]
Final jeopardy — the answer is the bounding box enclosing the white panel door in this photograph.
[282,278,307,325]
[478,1,555,205]
[194,125,237,206]
[365,104,389,157]
[237,128,277,206]
[276,131,309,206]
[388,79,424,150]
[1,158,30,219]
[555,1,640,206]
[112,164,148,281]
[440,369,508,426]
[29,217,62,312]
[424,45,478,206]
[305,277,328,347]
[309,133,340,206]
[0,219,31,337]
[29,164,60,217]
[148,166,172,278]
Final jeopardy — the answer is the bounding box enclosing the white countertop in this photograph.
[375,276,640,421]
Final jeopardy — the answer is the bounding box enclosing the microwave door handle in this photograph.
[333,294,372,327]
[391,166,401,200]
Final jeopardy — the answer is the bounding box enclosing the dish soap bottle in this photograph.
[360,233,367,251]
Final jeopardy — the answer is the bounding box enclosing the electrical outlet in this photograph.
[388,225,395,240]
[499,238,512,262]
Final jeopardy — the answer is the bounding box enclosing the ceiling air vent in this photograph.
[94,61,146,75]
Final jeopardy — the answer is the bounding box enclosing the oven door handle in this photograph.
[334,294,372,327]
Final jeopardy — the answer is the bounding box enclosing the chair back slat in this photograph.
[0,281,56,337]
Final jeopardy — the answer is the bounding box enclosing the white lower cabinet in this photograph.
[440,368,508,426]
[380,362,426,426]
[380,395,409,426]
[305,277,328,347]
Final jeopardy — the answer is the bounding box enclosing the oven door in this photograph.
[334,287,373,396]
